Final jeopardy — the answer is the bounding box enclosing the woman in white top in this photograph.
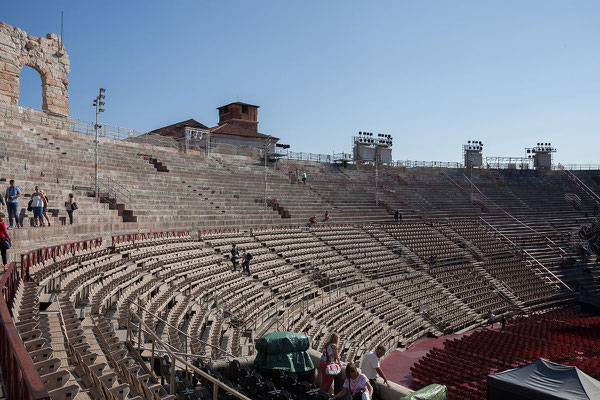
[331,363,373,400]
[320,332,342,393]
[30,187,45,227]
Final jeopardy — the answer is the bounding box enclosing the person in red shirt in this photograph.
[0,212,12,269]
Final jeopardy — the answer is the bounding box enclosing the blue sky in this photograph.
[5,1,600,164]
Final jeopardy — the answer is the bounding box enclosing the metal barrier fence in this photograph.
[70,118,145,141]
[557,164,600,171]
[0,262,51,400]
[20,237,103,281]
[112,230,190,247]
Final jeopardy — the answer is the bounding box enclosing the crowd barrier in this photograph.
[20,237,103,281]
[198,228,239,237]
[111,230,190,247]
[250,225,302,233]
[0,262,50,400]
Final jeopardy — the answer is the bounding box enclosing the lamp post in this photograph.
[375,147,379,205]
[92,88,106,202]
[264,137,272,207]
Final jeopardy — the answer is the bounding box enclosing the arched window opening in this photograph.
[18,65,44,110]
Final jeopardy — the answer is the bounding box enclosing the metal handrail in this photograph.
[128,300,236,358]
[127,307,250,400]
[0,263,50,400]
[477,217,572,292]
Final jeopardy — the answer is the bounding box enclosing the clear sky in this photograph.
[4,1,600,164]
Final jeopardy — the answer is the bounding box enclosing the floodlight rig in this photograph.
[352,131,394,204]
[525,142,556,170]
[462,140,484,168]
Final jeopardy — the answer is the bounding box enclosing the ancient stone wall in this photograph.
[0,21,70,116]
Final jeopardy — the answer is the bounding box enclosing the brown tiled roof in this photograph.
[209,123,278,140]
[150,119,209,134]
[217,102,260,109]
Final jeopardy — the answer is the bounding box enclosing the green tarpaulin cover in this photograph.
[400,384,448,400]
[254,331,314,373]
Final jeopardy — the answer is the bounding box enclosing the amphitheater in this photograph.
[2,21,600,400]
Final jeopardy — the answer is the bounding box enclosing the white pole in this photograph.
[94,97,99,203]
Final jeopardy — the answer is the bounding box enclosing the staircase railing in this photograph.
[565,193,582,209]
[126,302,248,399]
[477,217,572,292]
[558,164,600,206]
[94,176,133,208]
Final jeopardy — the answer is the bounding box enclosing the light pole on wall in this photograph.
[264,137,272,208]
[92,88,106,202]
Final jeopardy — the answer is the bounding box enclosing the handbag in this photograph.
[27,199,32,212]
[2,238,11,249]
[324,344,341,376]
[71,202,78,210]
[348,378,366,400]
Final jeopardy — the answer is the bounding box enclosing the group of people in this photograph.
[230,244,252,276]
[309,210,331,226]
[0,180,77,229]
[289,169,308,185]
[319,333,391,400]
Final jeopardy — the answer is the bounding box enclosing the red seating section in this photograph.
[410,309,600,399]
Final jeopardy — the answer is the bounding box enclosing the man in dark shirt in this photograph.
[231,244,239,271]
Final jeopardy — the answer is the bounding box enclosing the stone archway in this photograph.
[0,21,70,116]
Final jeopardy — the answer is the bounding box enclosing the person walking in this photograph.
[231,244,239,271]
[361,345,390,399]
[501,315,507,331]
[242,248,252,276]
[302,171,307,185]
[5,180,21,229]
[331,363,373,400]
[40,189,51,226]
[0,212,11,270]
[488,311,495,329]
[30,187,45,227]
[319,333,342,394]
[65,193,75,225]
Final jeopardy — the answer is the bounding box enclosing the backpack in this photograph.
[246,253,252,261]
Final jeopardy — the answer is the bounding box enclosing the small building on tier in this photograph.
[144,101,278,152]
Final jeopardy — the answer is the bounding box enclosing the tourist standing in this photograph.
[65,193,75,225]
[361,345,390,399]
[0,212,11,270]
[5,180,21,229]
[488,311,495,329]
[31,187,45,227]
[319,333,342,394]
[41,189,51,226]
[242,248,252,276]
[302,171,307,185]
[231,244,239,271]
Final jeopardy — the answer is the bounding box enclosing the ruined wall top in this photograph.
[0,21,70,116]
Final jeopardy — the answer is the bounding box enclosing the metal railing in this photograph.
[126,303,248,400]
[95,176,133,208]
[556,164,600,171]
[70,118,144,141]
[477,217,572,292]
[0,263,51,400]
[396,160,464,169]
